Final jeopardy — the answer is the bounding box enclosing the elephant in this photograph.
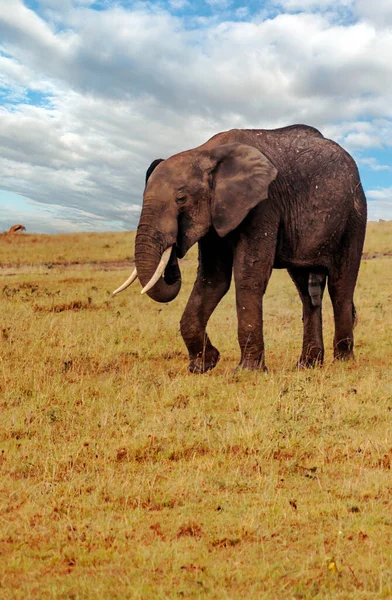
[113,125,367,373]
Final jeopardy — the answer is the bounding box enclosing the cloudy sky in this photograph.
[0,0,391,233]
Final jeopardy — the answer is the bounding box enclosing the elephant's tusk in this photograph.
[141,246,173,295]
[112,268,138,296]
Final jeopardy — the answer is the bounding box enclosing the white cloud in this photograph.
[359,158,391,172]
[276,0,353,10]
[0,191,107,234]
[323,119,392,152]
[366,187,392,221]
[342,132,382,151]
[0,1,391,230]
[366,187,392,201]
[0,0,69,57]
[355,0,392,26]
[205,0,233,7]
[168,0,190,9]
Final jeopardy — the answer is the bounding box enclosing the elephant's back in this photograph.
[202,126,348,175]
[252,127,359,191]
[202,125,324,151]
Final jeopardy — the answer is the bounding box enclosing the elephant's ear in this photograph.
[145,158,165,185]
[210,143,277,237]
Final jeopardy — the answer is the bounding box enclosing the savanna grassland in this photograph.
[0,222,391,599]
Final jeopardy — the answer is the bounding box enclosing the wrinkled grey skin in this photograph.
[135,125,367,373]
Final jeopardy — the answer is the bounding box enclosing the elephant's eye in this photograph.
[175,195,187,205]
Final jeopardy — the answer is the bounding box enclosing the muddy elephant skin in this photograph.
[133,125,367,373]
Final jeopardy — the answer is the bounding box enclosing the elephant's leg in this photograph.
[328,277,357,360]
[233,238,275,371]
[288,268,326,368]
[180,232,233,374]
[328,271,361,361]
[328,220,365,361]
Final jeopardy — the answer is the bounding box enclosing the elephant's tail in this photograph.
[308,273,326,307]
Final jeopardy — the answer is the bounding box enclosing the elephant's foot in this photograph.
[189,346,220,374]
[296,350,324,369]
[333,339,354,362]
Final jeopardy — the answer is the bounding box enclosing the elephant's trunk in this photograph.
[134,209,181,303]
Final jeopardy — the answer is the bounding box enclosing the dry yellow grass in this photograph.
[0,232,135,267]
[0,223,391,599]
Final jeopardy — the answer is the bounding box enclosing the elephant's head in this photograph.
[113,143,277,302]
